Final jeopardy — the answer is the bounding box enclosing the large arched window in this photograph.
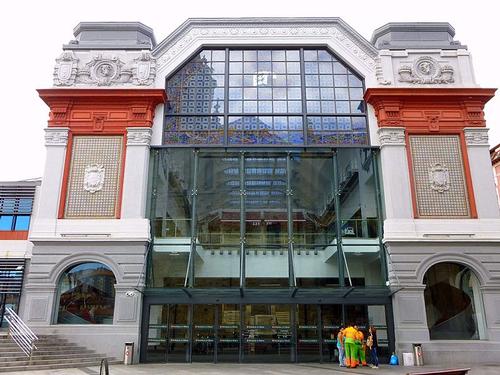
[424,262,485,340]
[164,48,367,146]
[56,262,116,324]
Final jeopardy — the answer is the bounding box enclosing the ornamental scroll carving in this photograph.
[156,25,378,73]
[464,128,489,146]
[44,128,69,146]
[83,164,105,193]
[53,51,156,87]
[127,128,153,146]
[131,52,156,85]
[375,57,391,85]
[398,56,454,84]
[377,128,405,146]
[53,52,78,86]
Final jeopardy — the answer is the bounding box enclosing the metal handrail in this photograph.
[4,307,38,358]
[100,358,110,375]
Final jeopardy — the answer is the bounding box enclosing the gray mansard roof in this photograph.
[62,18,466,53]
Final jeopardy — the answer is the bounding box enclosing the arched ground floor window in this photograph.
[424,262,486,340]
[56,262,116,324]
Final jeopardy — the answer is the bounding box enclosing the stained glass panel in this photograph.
[165,48,368,146]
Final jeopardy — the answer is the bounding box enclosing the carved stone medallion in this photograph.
[83,164,105,193]
[398,56,454,84]
[77,54,132,86]
[428,163,450,193]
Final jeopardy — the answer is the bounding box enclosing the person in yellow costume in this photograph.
[356,328,367,366]
[342,324,358,368]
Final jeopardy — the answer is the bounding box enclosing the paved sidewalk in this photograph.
[6,363,499,375]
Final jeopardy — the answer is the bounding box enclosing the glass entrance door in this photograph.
[243,304,293,362]
[321,304,343,362]
[144,303,391,363]
[167,304,190,362]
[217,304,240,362]
[297,304,320,362]
[192,304,216,362]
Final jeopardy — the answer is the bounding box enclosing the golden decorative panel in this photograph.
[409,135,470,218]
[65,136,123,218]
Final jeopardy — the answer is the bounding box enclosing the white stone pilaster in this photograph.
[121,128,152,219]
[377,127,414,219]
[32,128,70,228]
[463,128,500,218]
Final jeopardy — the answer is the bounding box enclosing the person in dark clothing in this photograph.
[367,325,379,368]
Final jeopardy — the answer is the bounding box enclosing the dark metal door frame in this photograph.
[140,299,395,364]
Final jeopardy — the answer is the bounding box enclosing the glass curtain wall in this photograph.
[337,148,384,287]
[148,148,385,289]
[164,48,367,147]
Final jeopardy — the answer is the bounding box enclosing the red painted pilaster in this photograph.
[38,88,166,219]
[365,88,496,219]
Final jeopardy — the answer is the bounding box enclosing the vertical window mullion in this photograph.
[332,151,345,287]
[224,48,230,146]
[286,153,296,287]
[299,48,308,146]
[239,151,246,288]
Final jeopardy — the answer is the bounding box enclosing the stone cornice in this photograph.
[38,89,166,131]
[365,88,496,130]
[153,18,378,74]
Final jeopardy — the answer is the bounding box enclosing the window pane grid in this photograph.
[165,48,367,146]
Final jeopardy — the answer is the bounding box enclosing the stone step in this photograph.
[0,333,118,371]
[0,349,96,358]
[1,352,104,362]
[0,359,121,373]
[0,344,87,352]
[0,338,70,344]
[0,339,70,345]
[1,354,109,366]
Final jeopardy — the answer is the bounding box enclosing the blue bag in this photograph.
[390,353,399,365]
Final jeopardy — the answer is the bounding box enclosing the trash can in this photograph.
[124,342,134,365]
[412,343,424,366]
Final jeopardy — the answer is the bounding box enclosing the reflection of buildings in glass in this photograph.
[168,54,219,114]
[58,265,115,324]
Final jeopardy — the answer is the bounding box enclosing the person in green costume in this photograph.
[356,327,367,366]
[343,324,358,368]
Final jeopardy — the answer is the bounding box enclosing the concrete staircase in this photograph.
[0,332,120,372]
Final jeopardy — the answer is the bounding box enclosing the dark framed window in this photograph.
[0,215,30,231]
[56,262,116,324]
[164,48,367,146]
[424,262,485,340]
[0,196,33,231]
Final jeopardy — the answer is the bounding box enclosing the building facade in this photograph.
[0,179,40,327]
[16,19,500,365]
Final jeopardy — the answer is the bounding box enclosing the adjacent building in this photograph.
[0,179,40,326]
[10,19,500,365]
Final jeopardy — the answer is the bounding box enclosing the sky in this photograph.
[0,0,498,181]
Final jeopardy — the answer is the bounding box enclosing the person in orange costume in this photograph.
[356,329,367,366]
[343,324,358,368]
